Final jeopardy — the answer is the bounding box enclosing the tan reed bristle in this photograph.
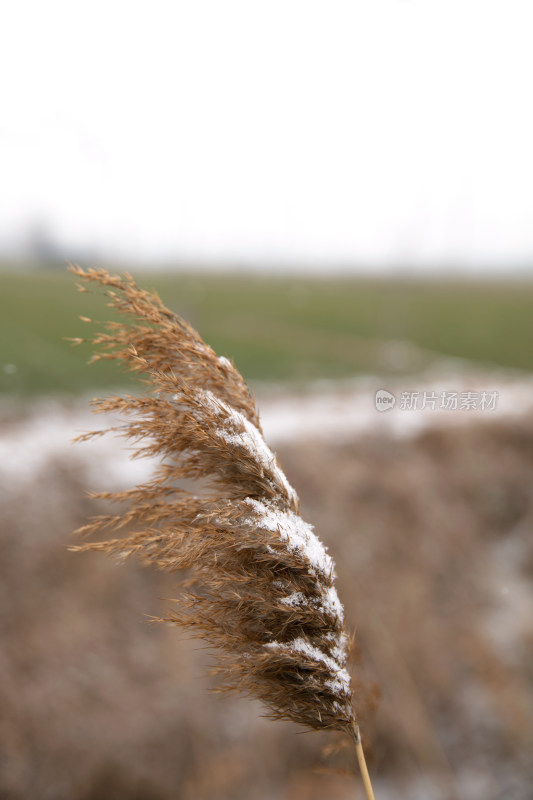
[68,264,375,793]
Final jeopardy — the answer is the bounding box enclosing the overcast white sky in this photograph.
[1,1,532,272]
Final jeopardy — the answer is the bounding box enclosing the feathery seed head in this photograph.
[69,264,357,734]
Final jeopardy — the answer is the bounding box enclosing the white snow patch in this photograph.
[243,497,333,577]
[265,636,351,697]
[483,530,533,664]
[321,586,344,622]
[0,400,157,491]
[326,631,349,664]
[279,586,344,623]
[280,591,306,608]
[198,389,298,506]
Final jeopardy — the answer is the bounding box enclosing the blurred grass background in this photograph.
[2,265,533,396]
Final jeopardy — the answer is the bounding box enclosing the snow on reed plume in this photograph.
[69,265,356,734]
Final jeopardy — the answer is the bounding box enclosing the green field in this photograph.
[1,265,533,396]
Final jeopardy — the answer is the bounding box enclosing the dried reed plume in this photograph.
[69,265,375,798]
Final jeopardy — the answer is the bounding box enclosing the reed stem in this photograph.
[351,722,376,800]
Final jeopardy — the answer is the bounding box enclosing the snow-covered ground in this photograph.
[258,363,533,441]
[2,363,533,491]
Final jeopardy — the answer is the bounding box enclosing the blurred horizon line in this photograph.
[2,256,533,281]
[2,222,533,278]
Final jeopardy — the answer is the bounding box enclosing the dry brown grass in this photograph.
[1,408,533,797]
